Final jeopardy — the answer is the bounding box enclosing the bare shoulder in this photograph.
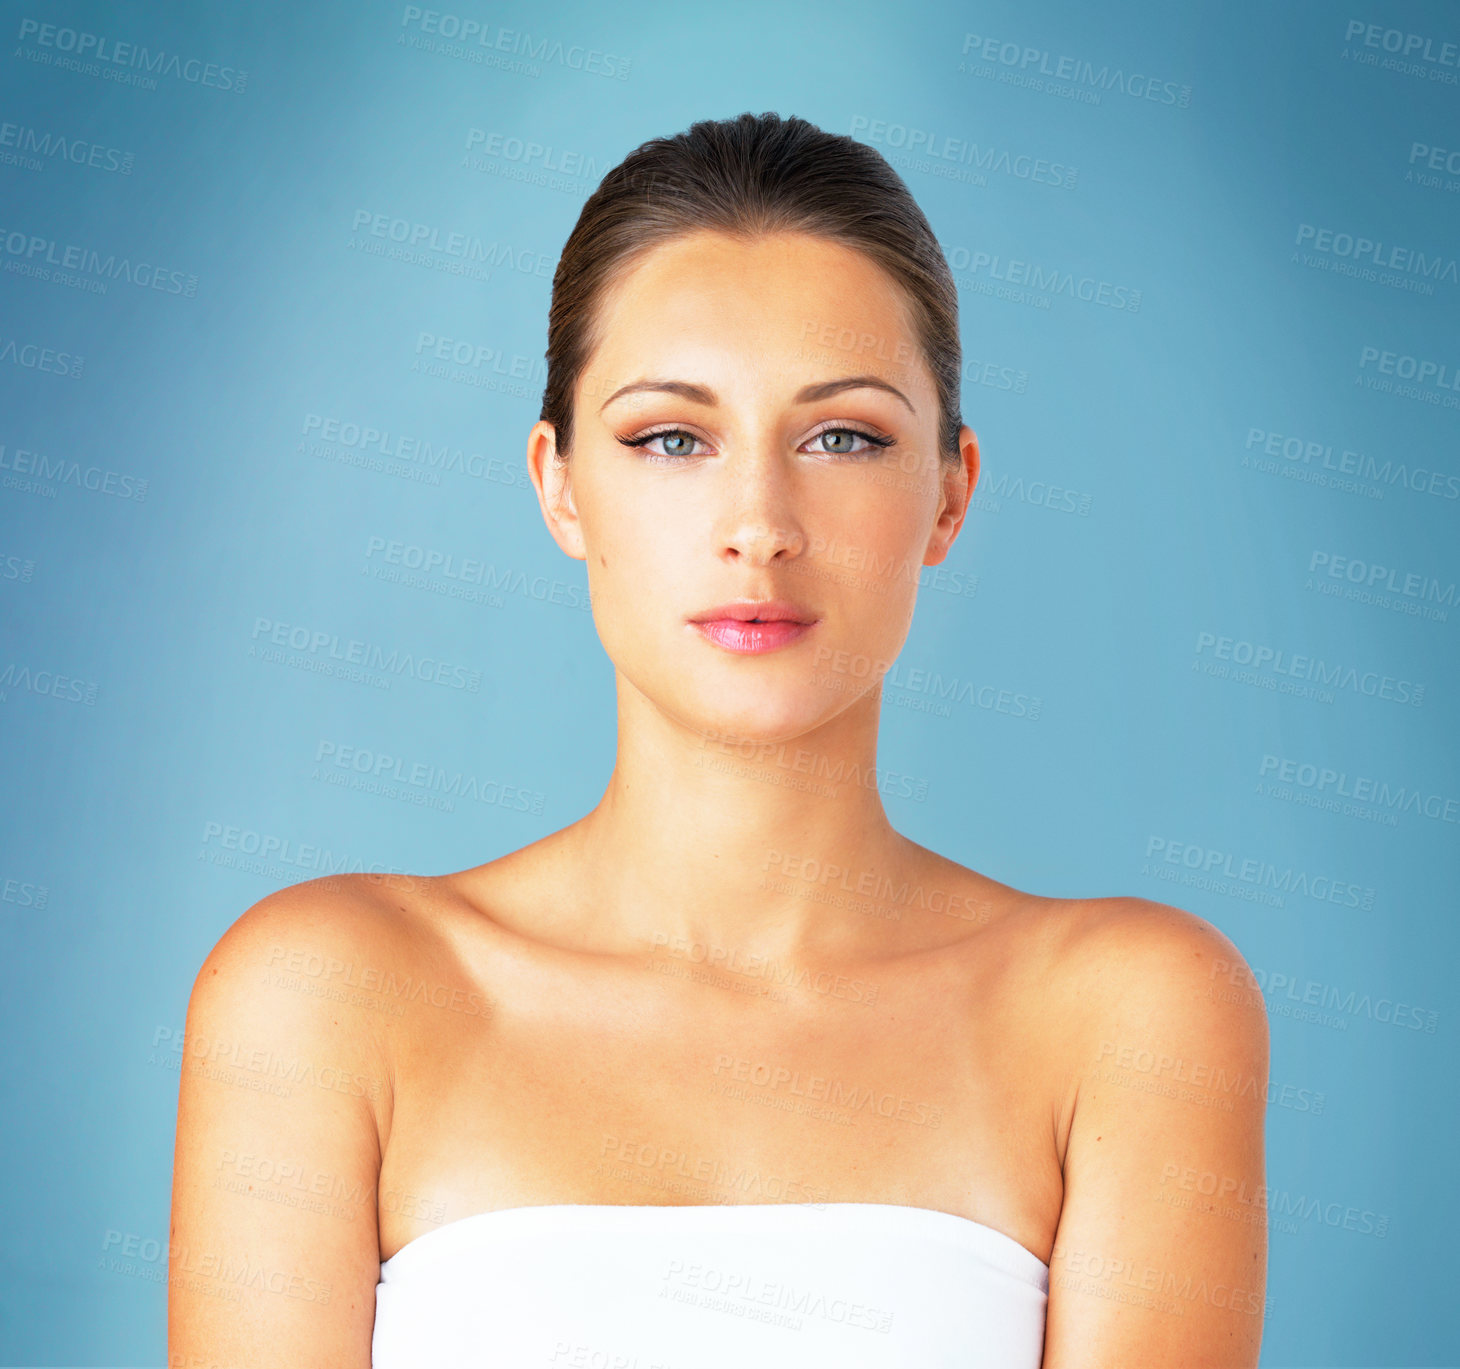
[196,870,436,978]
[1035,896,1271,1365]
[906,848,1263,1022]
[1045,891,1252,964]
[170,873,442,1363]
[935,877,1271,1089]
[1046,894,1268,1043]
[183,872,460,1122]
[182,873,444,1123]
[1021,893,1272,1141]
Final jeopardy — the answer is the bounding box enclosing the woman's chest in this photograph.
[373,938,1068,1264]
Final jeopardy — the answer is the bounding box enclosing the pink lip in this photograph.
[690,599,817,624]
[692,619,817,653]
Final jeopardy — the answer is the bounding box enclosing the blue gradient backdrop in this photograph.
[1,1,1456,1364]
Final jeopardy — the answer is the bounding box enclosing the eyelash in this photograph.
[616,422,897,463]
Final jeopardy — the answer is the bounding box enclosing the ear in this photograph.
[923,424,979,567]
[526,420,586,562]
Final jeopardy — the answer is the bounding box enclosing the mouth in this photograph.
[687,600,820,655]
[688,600,819,626]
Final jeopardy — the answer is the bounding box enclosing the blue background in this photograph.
[1,1,1456,1364]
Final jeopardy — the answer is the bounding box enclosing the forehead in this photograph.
[583,230,928,398]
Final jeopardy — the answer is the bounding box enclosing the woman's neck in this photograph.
[558,680,922,963]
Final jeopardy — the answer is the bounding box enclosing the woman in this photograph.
[169,112,1269,1368]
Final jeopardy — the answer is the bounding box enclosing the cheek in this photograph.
[813,497,929,641]
[580,486,687,607]
[822,490,927,575]
[598,492,681,562]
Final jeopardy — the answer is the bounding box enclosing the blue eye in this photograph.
[805,426,895,457]
[615,424,897,461]
[617,428,704,459]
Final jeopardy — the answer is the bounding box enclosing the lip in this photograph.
[687,599,820,655]
[688,599,819,625]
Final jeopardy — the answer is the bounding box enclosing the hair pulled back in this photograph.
[540,111,963,462]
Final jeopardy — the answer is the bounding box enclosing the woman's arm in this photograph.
[1042,900,1270,1369]
[168,881,391,1367]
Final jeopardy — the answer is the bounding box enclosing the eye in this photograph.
[802,424,897,458]
[615,422,897,462]
[616,427,707,461]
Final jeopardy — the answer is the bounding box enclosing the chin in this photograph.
[679,681,854,746]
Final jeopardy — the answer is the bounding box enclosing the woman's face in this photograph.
[528,229,977,743]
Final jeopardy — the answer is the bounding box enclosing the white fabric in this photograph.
[372,1201,1048,1367]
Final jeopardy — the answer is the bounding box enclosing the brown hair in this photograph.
[540,111,963,463]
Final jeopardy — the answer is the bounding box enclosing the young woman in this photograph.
[170,112,1269,1368]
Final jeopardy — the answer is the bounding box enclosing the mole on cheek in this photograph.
[599,555,607,567]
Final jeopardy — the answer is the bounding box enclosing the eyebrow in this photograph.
[597,374,916,415]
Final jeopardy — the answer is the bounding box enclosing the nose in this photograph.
[724,517,804,564]
[716,455,806,565]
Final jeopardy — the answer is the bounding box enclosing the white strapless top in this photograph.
[371,1201,1048,1368]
